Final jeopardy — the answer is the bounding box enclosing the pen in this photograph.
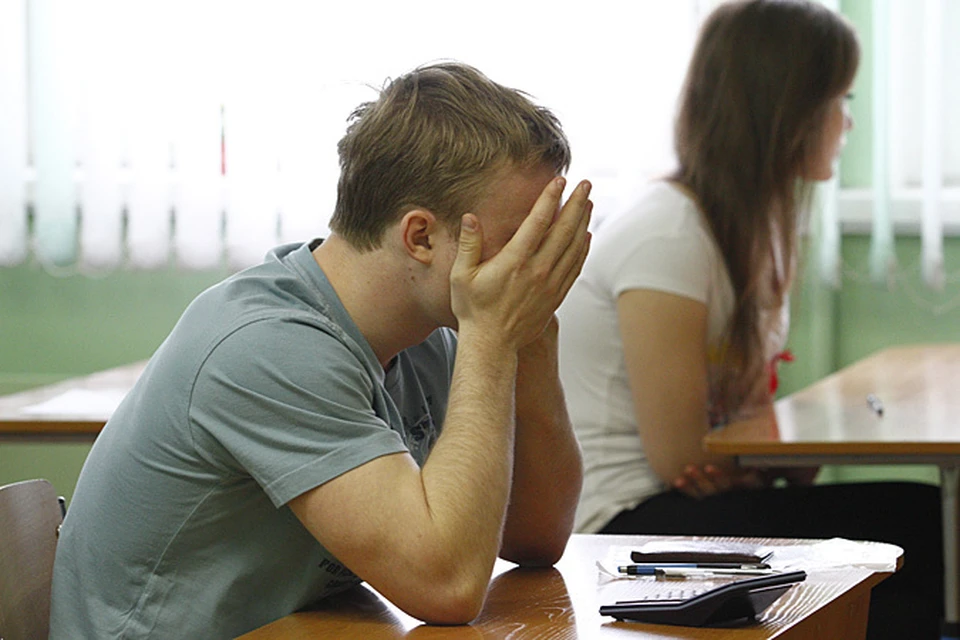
[866,393,884,417]
[616,565,661,575]
[617,563,769,575]
[658,567,780,578]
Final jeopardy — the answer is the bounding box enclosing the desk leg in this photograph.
[943,466,959,637]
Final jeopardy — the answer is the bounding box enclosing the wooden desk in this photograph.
[0,361,145,441]
[239,533,898,640]
[704,344,960,635]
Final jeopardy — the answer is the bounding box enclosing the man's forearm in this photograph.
[501,321,583,564]
[420,330,519,585]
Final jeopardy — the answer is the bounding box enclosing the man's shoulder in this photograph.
[174,247,351,360]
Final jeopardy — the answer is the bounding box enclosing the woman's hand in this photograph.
[671,463,768,499]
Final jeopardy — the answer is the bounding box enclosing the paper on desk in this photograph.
[596,537,898,583]
[19,388,128,417]
[765,538,899,572]
[597,547,643,583]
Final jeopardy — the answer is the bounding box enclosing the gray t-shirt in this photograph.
[49,241,456,639]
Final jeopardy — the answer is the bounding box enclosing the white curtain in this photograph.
[833,0,959,290]
[0,0,706,273]
[0,0,29,268]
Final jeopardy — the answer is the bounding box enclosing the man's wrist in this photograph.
[455,326,519,369]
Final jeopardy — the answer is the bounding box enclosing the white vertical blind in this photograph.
[817,180,842,288]
[889,0,960,189]
[223,102,279,272]
[868,0,895,285]
[221,2,280,270]
[2,0,701,273]
[168,0,225,270]
[30,0,80,269]
[0,0,28,267]
[14,1,956,280]
[76,0,125,271]
[275,82,375,247]
[816,0,841,288]
[920,0,944,290]
[124,2,175,269]
[170,99,224,271]
[850,0,956,290]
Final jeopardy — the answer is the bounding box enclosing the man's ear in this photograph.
[399,208,440,264]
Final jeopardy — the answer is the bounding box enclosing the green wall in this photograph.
[779,237,958,486]
[781,238,960,394]
[0,265,227,500]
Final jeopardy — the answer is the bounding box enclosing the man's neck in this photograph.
[311,235,436,369]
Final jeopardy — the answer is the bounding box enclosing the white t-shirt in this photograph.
[557,181,788,533]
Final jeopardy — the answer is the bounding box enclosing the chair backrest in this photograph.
[0,479,65,640]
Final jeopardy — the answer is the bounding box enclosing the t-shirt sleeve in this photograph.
[595,209,715,305]
[188,318,408,508]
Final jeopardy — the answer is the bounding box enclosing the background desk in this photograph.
[704,343,960,635]
[0,361,144,441]
[240,533,898,640]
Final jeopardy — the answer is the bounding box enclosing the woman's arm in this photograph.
[617,288,764,496]
[672,401,816,495]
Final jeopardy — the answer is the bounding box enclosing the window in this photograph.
[835,0,960,289]
[0,0,703,272]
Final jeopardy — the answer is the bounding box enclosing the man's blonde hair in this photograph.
[330,62,571,250]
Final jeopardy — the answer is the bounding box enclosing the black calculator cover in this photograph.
[599,570,807,627]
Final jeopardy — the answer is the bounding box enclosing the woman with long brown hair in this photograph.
[558,1,942,637]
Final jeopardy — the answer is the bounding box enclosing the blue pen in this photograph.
[618,564,705,575]
[617,565,664,575]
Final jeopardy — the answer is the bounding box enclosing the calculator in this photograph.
[599,570,807,627]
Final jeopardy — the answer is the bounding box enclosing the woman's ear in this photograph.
[399,208,439,264]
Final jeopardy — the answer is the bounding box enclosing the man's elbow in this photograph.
[500,534,569,568]
[404,576,488,625]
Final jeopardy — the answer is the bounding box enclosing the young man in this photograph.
[49,62,591,639]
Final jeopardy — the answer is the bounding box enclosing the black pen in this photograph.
[866,393,884,417]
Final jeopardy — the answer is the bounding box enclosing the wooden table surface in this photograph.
[239,533,898,640]
[705,344,960,460]
[0,360,145,440]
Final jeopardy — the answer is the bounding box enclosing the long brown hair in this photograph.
[672,0,859,414]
